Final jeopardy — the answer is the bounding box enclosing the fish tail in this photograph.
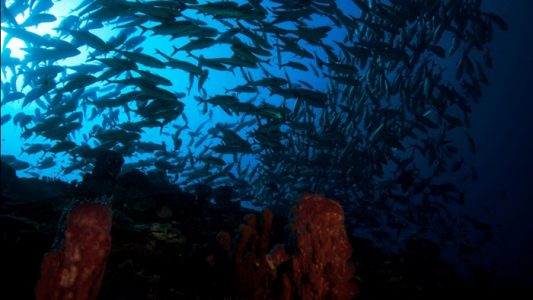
[171,45,179,56]
[139,25,148,36]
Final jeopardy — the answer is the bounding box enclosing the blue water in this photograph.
[459,0,533,284]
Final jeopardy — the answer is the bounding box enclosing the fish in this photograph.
[201,155,226,167]
[172,38,217,54]
[9,159,31,170]
[36,156,56,169]
[483,12,508,31]
[20,143,50,155]
[31,0,54,14]
[60,74,98,93]
[155,49,203,75]
[140,20,218,39]
[134,70,173,86]
[115,49,166,69]
[41,122,83,140]
[93,129,141,143]
[192,1,266,21]
[0,0,506,255]
[123,35,147,50]
[280,61,308,71]
[66,29,111,53]
[48,141,77,154]
[2,92,25,104]
[20,13,56,27]
[1,114,11,125]
[22,46,81,63]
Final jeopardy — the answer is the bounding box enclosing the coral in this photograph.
[265,244,289,271]
[211,195,358,299]
[116,169,153,193]
[1,160,17,192]
[91,150,124,182]
[235,208,276,299]
[194,183,213,205]
[216,231,232,261]
[213,185,235,208]
[258,208,272,255]
[142,222,186,244]
[281,194,359,300]
[213,208,275,300]
[76,150,124,199]
[35,203,112,300]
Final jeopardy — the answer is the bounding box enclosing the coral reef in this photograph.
[235,209,275,299]
[214,185,237,208]
[1,172,516,299]
[280,194,359,299]
[76,150,124,199]
[211,194,358,300]
[35,203,113,300]
[214,208,275,299]
[194,183,213,205]
[1,160,17,192]
[116,169,153,194]
[91,150,124,182]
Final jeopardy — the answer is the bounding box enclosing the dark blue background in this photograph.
[466,0,533,284]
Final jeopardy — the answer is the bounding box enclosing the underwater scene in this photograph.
[1,0,532,298]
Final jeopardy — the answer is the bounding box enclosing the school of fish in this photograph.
[0,0,506,251]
